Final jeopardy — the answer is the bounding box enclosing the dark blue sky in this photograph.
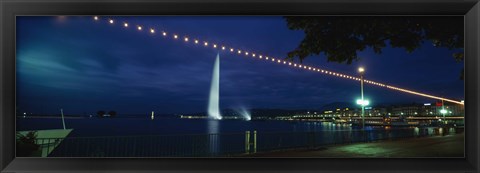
[16,16,464,115]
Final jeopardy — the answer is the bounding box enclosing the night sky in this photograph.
[16,16,464,115]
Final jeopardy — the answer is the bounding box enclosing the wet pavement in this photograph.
[249,133,464,158]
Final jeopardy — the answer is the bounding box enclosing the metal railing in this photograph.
[35,127,460,157]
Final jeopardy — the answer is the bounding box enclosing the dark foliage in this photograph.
[16,131,40,157]
[284,16,464,79]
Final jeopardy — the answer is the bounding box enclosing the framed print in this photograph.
[1,0,479,172]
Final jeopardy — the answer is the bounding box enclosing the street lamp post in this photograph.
[358,67,365,129]
[440,99,447,125]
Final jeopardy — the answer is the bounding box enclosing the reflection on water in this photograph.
[294,122,353,132]
[208,119,220,155]
[207,119,220,134]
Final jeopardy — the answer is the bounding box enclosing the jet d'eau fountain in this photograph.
[206,53,252,121]
[208,53,222,120]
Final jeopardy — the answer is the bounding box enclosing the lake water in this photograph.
[17,117,359,137]
[16,117,457,137]
[16,117,460,157]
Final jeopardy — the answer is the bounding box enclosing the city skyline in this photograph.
[16,16,464,115]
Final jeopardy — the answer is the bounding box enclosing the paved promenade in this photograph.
[250,133,464,157]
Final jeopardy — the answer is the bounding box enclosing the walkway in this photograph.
[250,133,464,157]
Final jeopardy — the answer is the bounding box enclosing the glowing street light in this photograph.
[356,99,370,106]
[358,67,365,73]
[440,109,447,114]
[440,99,447,125]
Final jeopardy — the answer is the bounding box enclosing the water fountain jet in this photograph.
[208,53,222,120]
[237,107,251,121]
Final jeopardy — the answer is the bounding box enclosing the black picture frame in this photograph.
[1,0,479,172]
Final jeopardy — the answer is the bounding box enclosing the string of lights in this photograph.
[92,16,464,105]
